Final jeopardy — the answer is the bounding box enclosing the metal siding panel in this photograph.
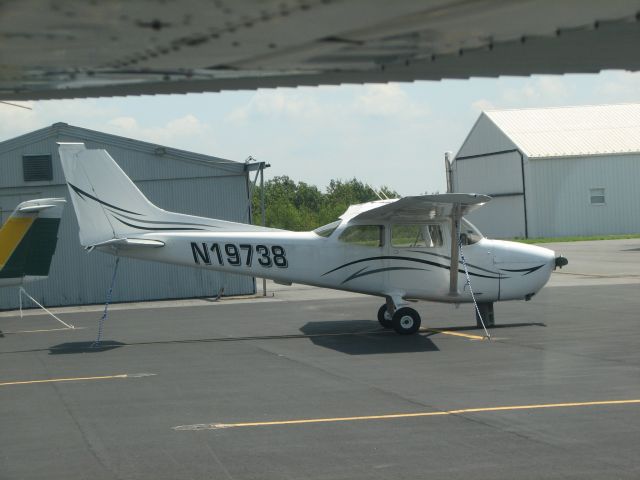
[0,136,66,188]
[0,134,254,311]
[454,151,523,194]
[453,150,526,238]
[528,154,640,237]
[466,196,526,239]
[61,138,244,182]
[0,126,246,189]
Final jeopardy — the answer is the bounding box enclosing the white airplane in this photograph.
[0,198,66,287]
[58,143,567,334]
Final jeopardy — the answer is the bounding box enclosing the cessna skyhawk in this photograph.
[58,143,566,334]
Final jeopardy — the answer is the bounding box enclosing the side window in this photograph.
[338,225,384,247]
[392,224,443,248]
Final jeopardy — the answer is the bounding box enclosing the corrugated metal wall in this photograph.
[0,124,255,310]
[453,115,527,238]
[528,154,640,237]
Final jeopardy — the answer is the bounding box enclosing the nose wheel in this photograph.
[378,304,421,334]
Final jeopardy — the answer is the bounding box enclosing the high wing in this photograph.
[2,1,640,101]
[345,194,491,223]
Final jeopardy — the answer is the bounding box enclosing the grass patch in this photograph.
[512,234,640,244]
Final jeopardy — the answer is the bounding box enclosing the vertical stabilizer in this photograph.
[58,142,271,249]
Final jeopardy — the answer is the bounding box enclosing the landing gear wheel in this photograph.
[377,304,393,329]
[392,307,421,335]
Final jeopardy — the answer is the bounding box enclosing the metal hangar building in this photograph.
[0,123,257,310]
[451,103,640,239]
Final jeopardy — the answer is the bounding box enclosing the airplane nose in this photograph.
[491,240,558,301]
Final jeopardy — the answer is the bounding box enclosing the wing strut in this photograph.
[448,203,492,340]
[448,204,461,296]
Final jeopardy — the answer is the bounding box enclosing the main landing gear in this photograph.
[378,303,421,335]
[378,301,495,335]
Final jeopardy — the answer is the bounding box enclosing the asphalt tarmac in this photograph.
[1,239,639,479]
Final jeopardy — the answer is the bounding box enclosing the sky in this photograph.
[1,70,640,196]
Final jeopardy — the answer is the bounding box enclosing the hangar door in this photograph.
[454,150,527,239]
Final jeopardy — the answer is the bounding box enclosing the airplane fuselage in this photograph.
[112,225,556,304]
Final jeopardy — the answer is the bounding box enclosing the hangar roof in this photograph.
[0,122,246,172]
[484,103,640,159]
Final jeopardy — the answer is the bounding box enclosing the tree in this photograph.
[251,176,398,231]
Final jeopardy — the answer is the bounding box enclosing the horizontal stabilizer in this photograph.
[19,203,62,213]
[89,238,165,252]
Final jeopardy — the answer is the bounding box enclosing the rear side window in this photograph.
[392,224,443,248]
[338,225,384,247]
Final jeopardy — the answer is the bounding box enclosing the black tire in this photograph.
[392,307,421,335]
[377,304,393,329]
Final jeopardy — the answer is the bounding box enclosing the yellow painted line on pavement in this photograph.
[0,373,155,387]
[173,399,640,431]
[423,328,487,340]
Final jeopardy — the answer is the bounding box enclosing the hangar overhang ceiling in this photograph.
[2,0,640,101]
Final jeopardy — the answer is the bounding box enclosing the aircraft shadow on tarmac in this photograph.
[48,340,125,354]
[300,320,439,355]
[300,320,546,355]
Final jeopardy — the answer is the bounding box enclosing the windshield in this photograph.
[459,218,484,245]
[313,220,341,238]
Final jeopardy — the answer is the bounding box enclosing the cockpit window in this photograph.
[313,220,341,238]
[392,224,443,248]
[459,219,483,245]
[338,225,385,247]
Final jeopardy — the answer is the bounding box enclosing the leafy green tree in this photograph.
[251,176,399,231]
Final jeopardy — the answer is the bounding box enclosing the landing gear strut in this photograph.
[476,302,495,328]
[377,303,422,335]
